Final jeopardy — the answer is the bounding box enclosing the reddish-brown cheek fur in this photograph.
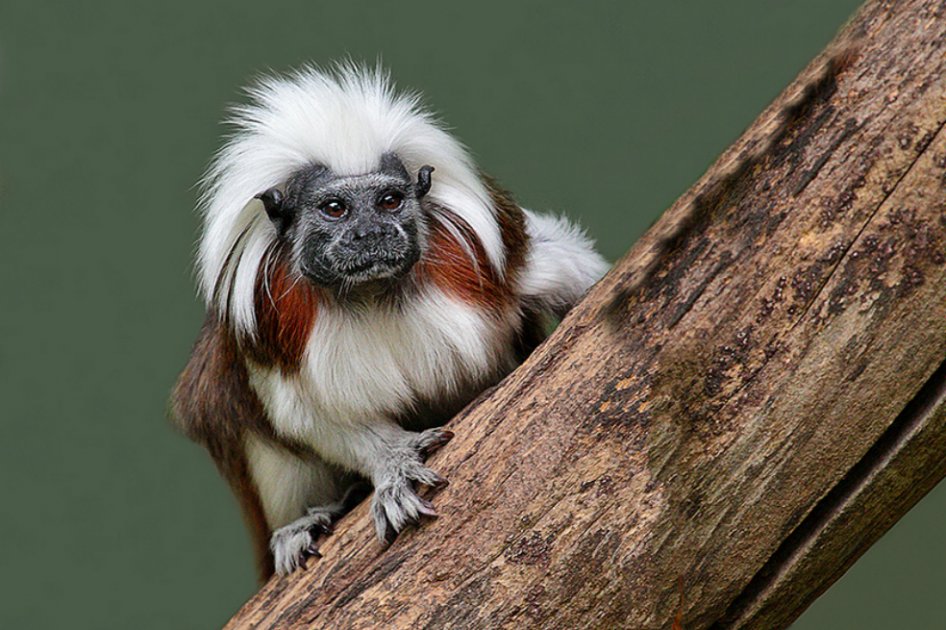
[417,181,529,312]
[246,245,319,372]
[416,215,508,312]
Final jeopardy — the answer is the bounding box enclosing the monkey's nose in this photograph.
[351,224,397,241]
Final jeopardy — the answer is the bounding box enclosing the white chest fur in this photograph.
[247,287,519,445]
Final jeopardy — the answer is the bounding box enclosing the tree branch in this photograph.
[227,1,946,627]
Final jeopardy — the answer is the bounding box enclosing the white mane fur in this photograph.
[198,64,504,335]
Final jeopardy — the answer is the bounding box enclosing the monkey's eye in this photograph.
[378,191,404,212]
[318,199,348,219]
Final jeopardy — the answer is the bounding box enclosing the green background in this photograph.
[1,0,942,627]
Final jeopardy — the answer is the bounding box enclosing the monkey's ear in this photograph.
[415,165,435,199]
[255,187,287,225]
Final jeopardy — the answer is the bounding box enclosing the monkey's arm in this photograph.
[170,316,275,580]
[303,418,453,544]
[519,209,610,317]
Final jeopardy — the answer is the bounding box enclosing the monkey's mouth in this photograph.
[300,240,422,288]
[330,250,420,284]
[343,259,402,280]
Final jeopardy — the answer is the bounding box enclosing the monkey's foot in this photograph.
[371,427,453,545]
[270,507,336,575]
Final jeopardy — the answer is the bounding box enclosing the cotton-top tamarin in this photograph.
[172,65,609,579]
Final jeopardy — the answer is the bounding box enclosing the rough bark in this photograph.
[228,1,946,627]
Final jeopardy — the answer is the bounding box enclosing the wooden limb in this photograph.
[719,360,946,628]
[228,1,946,627]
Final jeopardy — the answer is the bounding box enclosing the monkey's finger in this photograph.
[417,497,438,518]
[382,521,398,546]
[429,473,450,490]
[417,428,455,457]
[434,429,456,445]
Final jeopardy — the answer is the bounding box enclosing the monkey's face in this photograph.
[257,154,433,290]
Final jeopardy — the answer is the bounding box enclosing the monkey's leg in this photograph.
[245,435,361,575]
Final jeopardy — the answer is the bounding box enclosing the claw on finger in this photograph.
[308,523,333,537]
[382,521,398,546]
[305,543,323,559]
[420,429,455,456]
[418,498,438,518]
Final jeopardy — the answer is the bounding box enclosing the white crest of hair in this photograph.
[197,63,504,335]
[520,209,610,317]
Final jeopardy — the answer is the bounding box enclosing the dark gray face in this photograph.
[256,153,434,290]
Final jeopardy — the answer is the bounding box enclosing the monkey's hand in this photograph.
[270,505,337,575]
[270,481,373,575]
[370,427,453,544]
